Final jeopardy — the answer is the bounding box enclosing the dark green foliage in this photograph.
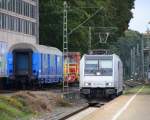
[39,0,135,54]
[111,30,142,79]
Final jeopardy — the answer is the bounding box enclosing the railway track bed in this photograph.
[62,101,107,120]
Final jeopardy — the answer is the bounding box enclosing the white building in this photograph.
[0,0,39,48]
[0,0,39,77]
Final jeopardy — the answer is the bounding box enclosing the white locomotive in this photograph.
[80,54,123,102]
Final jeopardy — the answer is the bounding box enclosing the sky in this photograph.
[129,0,150,33]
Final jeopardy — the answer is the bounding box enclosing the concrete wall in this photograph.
[0,30,36,50]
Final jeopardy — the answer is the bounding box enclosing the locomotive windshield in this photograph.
[84,59,112,76]
[84,60,98,75]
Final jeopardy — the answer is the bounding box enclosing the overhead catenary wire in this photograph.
[68,7,104,35]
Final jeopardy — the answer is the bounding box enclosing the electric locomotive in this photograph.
[80,54,123,103]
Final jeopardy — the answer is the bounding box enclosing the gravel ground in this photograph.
[50,101,88,120]
[32,91,88,120]
[0,87,88,120]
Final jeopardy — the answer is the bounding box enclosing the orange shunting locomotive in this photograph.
[64,52,80,83]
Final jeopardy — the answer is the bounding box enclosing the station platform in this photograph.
[70,85,150,120]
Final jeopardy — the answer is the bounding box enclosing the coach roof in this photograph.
[37,45,62,55]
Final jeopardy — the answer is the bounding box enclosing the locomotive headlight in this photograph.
[84,82,91,86]
[96,72,101,76]
[106,82,112,86]
[85,83,89,86]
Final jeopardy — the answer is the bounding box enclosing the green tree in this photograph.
[39,0,135,54]
[112,30,142,79]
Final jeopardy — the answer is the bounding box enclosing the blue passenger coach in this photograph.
[6,44,63,88]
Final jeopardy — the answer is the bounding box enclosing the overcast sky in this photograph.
[129,0,150,33]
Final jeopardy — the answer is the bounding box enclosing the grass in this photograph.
[0,95,33,120]
[55,95,72,107]
[124,85,150,95]
[140,85,150,94]
[0,91,72,120]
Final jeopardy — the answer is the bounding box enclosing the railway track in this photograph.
[59,101,107,120]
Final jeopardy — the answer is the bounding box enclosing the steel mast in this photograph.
[63,1,69,92]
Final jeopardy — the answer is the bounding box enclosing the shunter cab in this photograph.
[64,52,80,83]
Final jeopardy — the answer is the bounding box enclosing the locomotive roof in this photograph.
[83,54,122,62]
[84,54,121,59]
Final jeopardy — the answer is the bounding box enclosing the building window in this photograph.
[0,13,2,29]
[0,13,36,36]
[0,0,37,19]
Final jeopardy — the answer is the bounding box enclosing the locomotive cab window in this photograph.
[84,60,98,75]
[84,59,112,76]
[99,60,112,76]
